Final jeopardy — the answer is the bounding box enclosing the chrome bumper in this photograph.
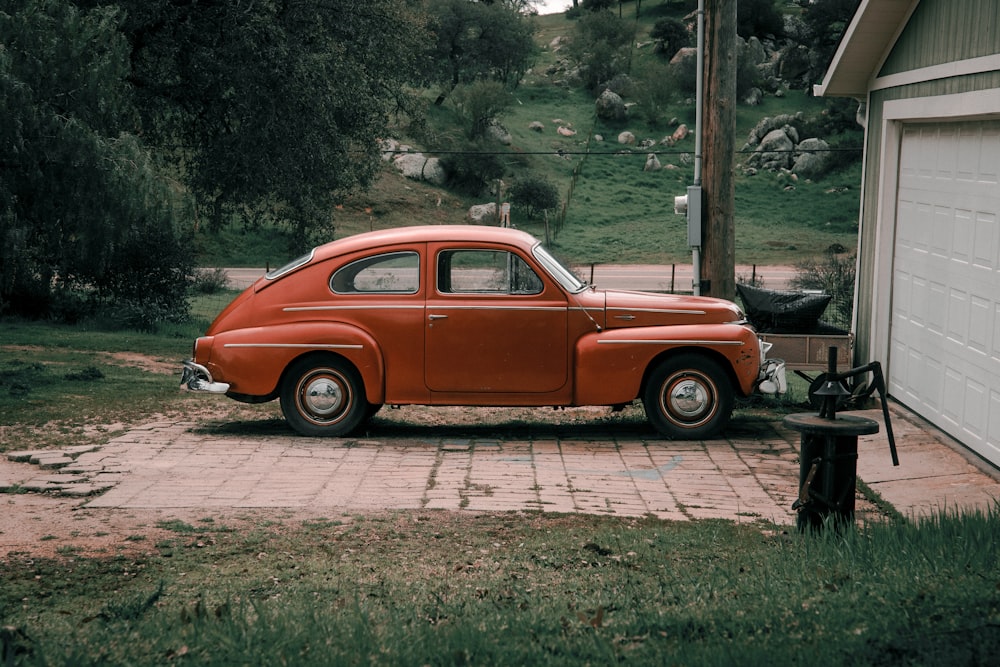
[756,341,787,395]
[181,360,230,394]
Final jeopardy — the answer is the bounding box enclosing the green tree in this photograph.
[452,80,513,139]
[737,0,785,39]
[566,9,634,93]
[650,17,691,59]
[801,0,861,85]
[0,0,190,323]
[112,0,428,246]
[424,0,537,106]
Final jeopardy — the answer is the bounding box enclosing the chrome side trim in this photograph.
[222,343,364,350]
[597,339,745,346]
[428,305,567,312]
[607,307,707,315]
[284,304,424,312]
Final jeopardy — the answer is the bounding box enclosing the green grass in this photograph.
[2,509,998,665]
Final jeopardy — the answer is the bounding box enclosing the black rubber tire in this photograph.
[643,355,734,439]
[279,356,368,437]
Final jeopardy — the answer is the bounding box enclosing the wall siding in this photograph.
[852,0,1000,364]
[880,0,1000,75]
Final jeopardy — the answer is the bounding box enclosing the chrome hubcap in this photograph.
[667,378,709,419]
[303,376,344,418]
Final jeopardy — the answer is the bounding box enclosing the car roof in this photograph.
[310,225,540,263]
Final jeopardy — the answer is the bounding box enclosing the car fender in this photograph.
[573,323,761,405]
[205,321,386,403]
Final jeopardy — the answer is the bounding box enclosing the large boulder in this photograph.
[487,120,512,145]
[747,128,794,171]
[595,89,626,121]
[792,138,831,179]
[467,202,498,224]
[393,152,446,185]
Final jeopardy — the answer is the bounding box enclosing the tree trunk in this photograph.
[701,0,737,301]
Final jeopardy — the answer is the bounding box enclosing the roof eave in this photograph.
[814,0,919,99]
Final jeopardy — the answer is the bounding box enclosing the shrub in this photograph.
[790,251,856,329]
[191,267,231,295]
[651,17,692,59]
[509,176,561,220]
[441,142,508,196]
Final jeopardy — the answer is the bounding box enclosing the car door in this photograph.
[424,244,569,394]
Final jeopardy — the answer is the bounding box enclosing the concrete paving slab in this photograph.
[1,402,997,521]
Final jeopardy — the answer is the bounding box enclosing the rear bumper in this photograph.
[180,360,230,394]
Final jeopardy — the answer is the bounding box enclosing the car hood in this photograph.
[600,289,746,329]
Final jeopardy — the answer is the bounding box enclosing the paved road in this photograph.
[223,264,798,293]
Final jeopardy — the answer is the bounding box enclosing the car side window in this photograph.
[330,251,420,294]
[437,250,543,295]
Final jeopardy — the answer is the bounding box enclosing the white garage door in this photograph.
[890,120,1000,466]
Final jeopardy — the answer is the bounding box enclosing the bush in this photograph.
[651,17,691,59]
[191,267,231,295]
[509,176,561,220]
[441,142,508,196]
[790,251,856,329]
[737,0,785,39]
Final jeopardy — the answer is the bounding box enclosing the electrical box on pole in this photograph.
[685,185,702,247]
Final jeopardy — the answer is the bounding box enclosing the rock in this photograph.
[792,138,831,178]
[617,131,636,145]
[528,121,545,132]
[643,153,662,172]
[744,87,763,106]
[747,128,794,171]
[595,89,626,121]
[467,203,498,224]
[746,113,803,146]
[670,46,697,67]
[671,123,689,143]
[422,157,447,186]
[393,153,446,185]
[557,126,577,137]
[487,120,512,145]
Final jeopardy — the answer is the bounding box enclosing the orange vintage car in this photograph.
[182,225,785,438]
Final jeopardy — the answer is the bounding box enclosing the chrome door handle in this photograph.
[428,314,448,320]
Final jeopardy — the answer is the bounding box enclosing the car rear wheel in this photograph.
[280,356,368,437]
[643,355,734,439]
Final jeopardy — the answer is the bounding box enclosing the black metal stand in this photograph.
[784,347,899,532]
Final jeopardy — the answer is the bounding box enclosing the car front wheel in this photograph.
[280,356,368,437]
[643,355,734,439]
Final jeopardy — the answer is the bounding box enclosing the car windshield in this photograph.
[532,244,587,293]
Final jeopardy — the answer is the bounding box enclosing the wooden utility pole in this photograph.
[701,0,737,300]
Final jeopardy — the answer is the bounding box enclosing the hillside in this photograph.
[195,5,863,269]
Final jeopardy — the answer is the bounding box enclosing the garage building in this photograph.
[814,0,1000,467]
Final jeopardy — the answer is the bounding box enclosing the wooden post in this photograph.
[701,0,737,301]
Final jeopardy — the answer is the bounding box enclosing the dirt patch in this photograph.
[103,351,177,375]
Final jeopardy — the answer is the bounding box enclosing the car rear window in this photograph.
[330,251,420,294]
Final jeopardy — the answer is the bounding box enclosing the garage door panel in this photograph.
[890,120,1000,466]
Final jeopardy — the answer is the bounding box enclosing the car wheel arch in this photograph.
[640,347,739,439]
[639,347,738,397]
[278,349,384,406]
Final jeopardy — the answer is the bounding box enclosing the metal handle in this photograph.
[428,314,448,321]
